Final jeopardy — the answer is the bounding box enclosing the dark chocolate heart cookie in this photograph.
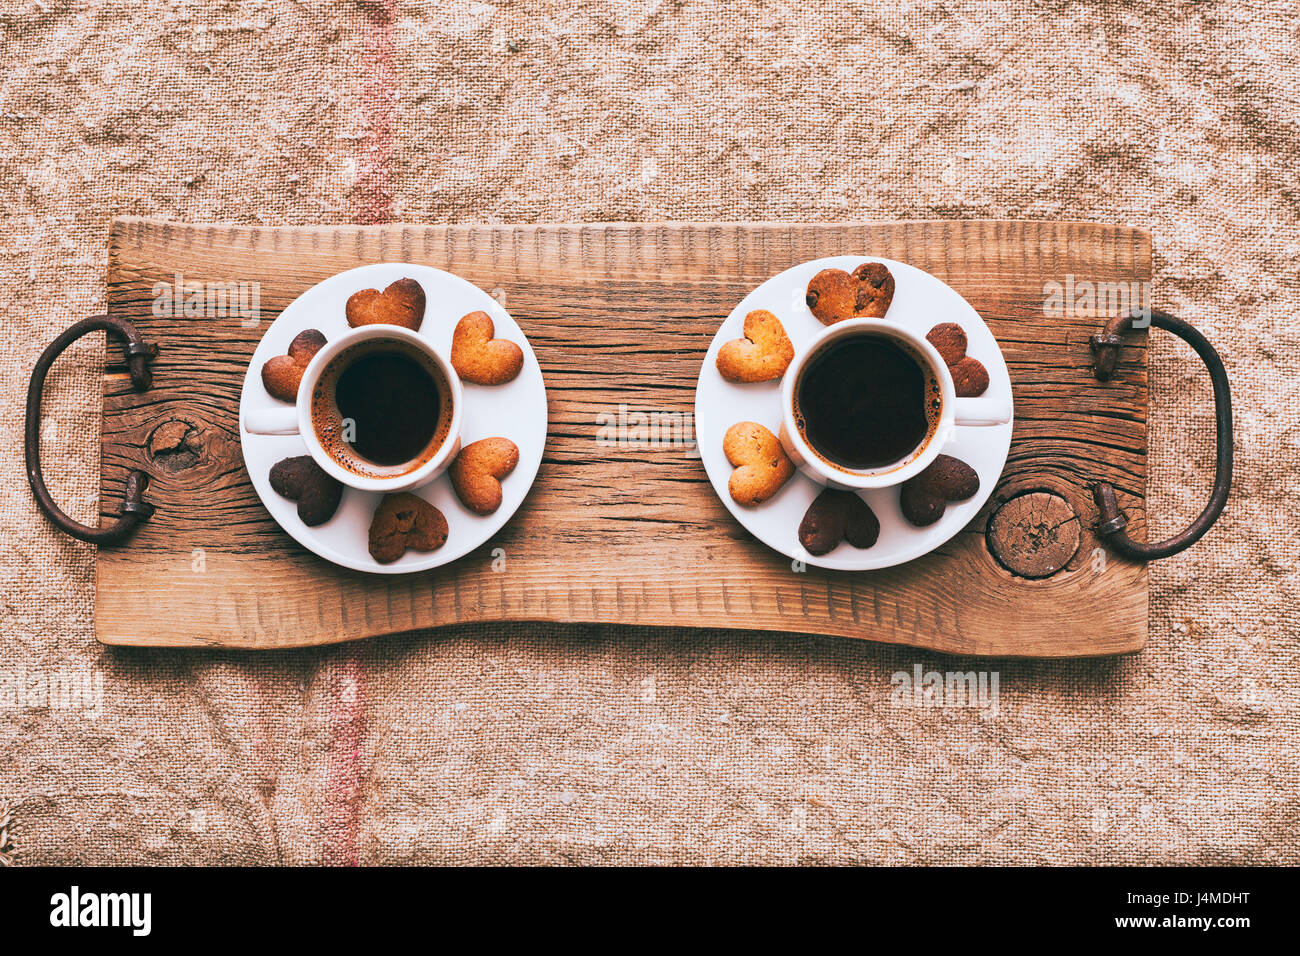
[899,454,979,527]
[798,489,880,556]
[925,322,988,397]
[268,455,343,526]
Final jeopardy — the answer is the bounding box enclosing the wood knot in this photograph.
[146,419,202,473]
[986,491,1080,579]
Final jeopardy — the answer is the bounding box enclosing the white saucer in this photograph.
[238,263,547,574]
[694,256,1013,571]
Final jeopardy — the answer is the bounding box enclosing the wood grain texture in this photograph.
[96,218,1150,655]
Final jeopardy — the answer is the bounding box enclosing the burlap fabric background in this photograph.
[1,1,1297,865]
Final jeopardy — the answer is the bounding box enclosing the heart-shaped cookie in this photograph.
[451,311,524,385]
[925,322,988,397]
[368,492,448,563]
[805,262,895,324]
[449,437,519,515]
[261,329,327,402]
[723,421,794,506]
[798,489,880,556]
[899,454,979,527]
[268,455,343,526]
[716,309,795,383]
[345,277,426,331]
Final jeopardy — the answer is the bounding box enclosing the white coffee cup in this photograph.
[242,324,463,494]
[778,318,1011,490]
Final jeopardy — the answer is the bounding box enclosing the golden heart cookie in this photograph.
[925,322,989,397]
[345,277,426,331]
[716,309,795,383]
[449,437,519,515]
[798,489,880,556]
[805,262,895,324]
[723,422,794,506]
[261,329,327,402]
[451,311,524,385]
[368,492,448,563]
[899,454,979,527]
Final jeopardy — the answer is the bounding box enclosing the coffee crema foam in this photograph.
[310,338,454,479]
[792,333,941,476]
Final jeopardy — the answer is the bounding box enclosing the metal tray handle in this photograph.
[1089,307,1232,560]
[25,315,157,545]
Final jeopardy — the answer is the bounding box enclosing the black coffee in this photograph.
[335,352,439,465]
[795,334,937,470]
[312,341,451,476]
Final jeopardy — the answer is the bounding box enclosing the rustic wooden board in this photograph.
[96,219,1149,655]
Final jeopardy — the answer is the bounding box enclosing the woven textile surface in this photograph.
[0,0,1297,864]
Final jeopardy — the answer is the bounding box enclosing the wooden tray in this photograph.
[96,219,1149,655]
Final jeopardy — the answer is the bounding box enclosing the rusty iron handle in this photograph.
[26,315,158,545]
[1089,307,1232,561]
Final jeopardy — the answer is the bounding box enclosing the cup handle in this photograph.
[953,394,1012,427]
[243,406,300,435]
